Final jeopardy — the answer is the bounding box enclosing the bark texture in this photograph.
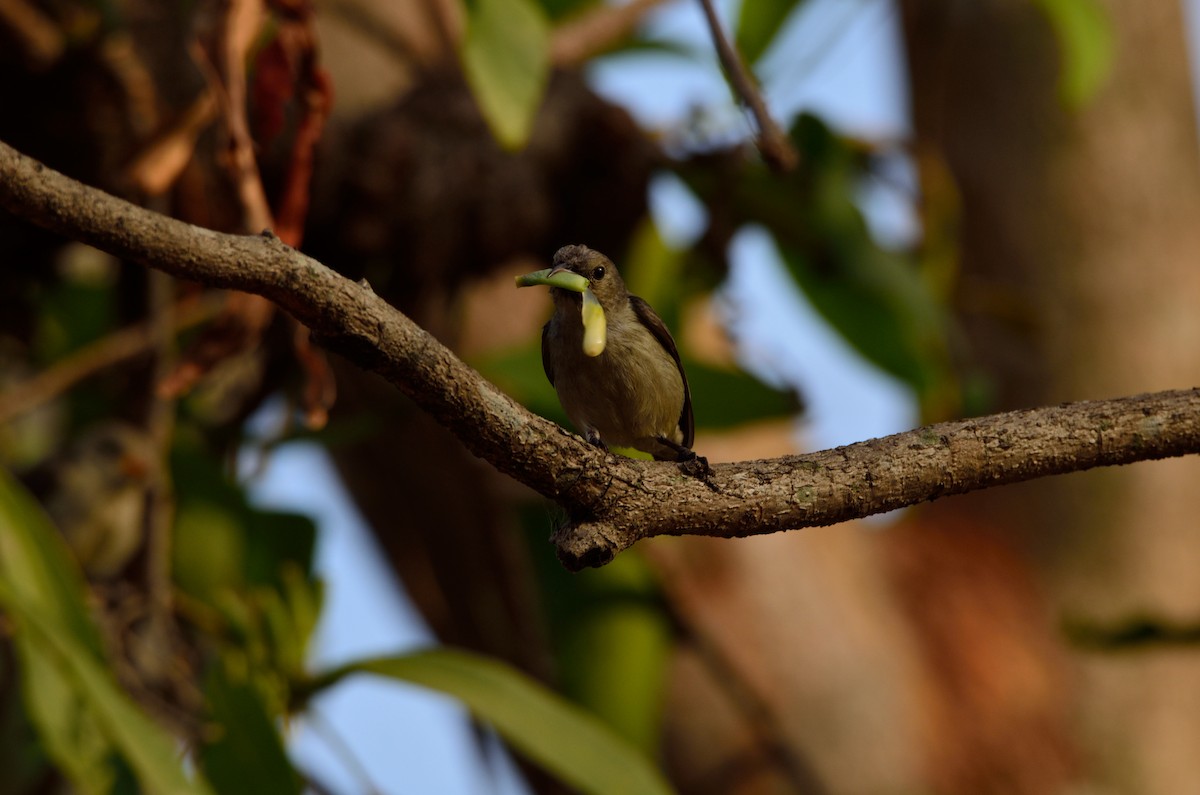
[1,139,1199,572]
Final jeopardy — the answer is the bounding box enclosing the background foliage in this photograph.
[6,0,1197,793]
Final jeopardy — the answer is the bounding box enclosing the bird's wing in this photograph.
[540,322,555,386]
[629,295,694,448]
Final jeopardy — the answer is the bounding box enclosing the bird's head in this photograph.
[543,245,627,312]
[516,244,624,357]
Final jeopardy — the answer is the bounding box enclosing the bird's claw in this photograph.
[679,454,718,492]
[585,429,608,452]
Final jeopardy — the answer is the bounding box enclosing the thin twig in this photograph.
[550,0,669,66]
[303,707,386,795]
[658,589,828,793]
[0,293,225,426]
[696,0,798,173]
[0,0,64,69]
[139,269,178,687]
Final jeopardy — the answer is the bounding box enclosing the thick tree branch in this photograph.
[1,140,1198,570]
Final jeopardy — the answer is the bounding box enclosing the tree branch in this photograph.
[2,140,1198,570]
[0,293,224,425]
[695,0,797,173]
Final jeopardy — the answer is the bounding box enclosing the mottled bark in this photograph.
[1,140,1199,572]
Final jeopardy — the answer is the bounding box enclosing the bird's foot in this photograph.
[656,436,718,490]
[585,429,609,452]
[679,453,711,477]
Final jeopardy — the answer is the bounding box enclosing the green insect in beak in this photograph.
[516,267,606,356]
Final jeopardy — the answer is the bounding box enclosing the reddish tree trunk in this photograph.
[902,0,1200,790]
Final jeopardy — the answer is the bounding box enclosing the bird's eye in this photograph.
[592,266,606,281]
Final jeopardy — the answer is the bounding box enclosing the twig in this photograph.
[303,707,386,795]
[123,91,219,196]
[175,5,335,425]
[207,0,274,233]
[657,587,828,793]
[550,0,669,66]
[0,293,225,426]
[319,0,427,65]
[0,0,64,69]
[696,0,798,173]
[1,142,1198,571]
[139,270,178,687]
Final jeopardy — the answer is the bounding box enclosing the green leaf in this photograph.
[550,553,671,752]
[173,501,246,602]
[0,469,114,793]
[279,563,322,676]
[0,470,213,795]
[0,469,104,655]
[1033,0,1113,108]
[201,660,302,795]
[533,0,596,21]
[171,438,316,601]
[0,673,49,795]
[675,113,955,403]
[736,0,804,65]
[778,242,945,393]
[686,360,801,428]
[461,0,551,149]
[0,587,214,795]
[305,648,673,795]
[15,640,114,795]
[621,220,685,312]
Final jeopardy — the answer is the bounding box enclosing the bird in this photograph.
[520,244,696,462]
[38,422,158,578]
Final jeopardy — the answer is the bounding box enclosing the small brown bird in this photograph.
[519,244,695,462]
[40,422,158,577]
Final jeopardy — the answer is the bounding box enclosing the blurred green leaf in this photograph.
[777,241,945,393]
[0,469,103,654]
[533,0,597,21]
[676,113,954,403]
[34,281,115,364]
[736,0,804,64]
[244,509,315,590]
[549,552,671,752]
[0,671,48,795]
[171,439,315,599]
[0,589,215,795]
[1034,0,1113,108]
[622,220,685,314]
[253,566,322,685]
[0,470,213,795]
[279,563,322,674]
[461,0,551,149]
[16,641,114,795]
[304,648,673,795]
[174,501,245,602]
[687,360,801,428]
[201,660,302,795]
[0,471,113,793]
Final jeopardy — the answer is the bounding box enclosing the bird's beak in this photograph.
[515,266,589,292]
[515,265,606,356]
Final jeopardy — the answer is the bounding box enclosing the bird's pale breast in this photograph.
[548,310,684,452]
